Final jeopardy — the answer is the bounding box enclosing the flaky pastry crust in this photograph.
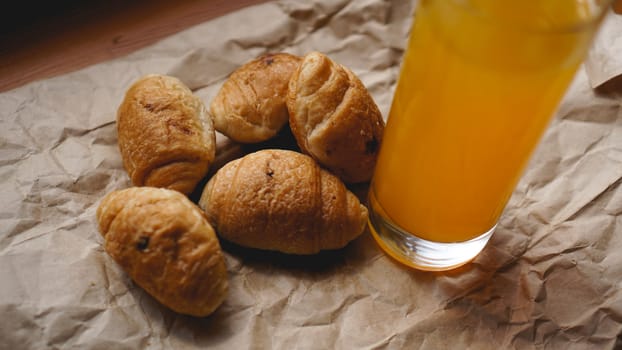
[117,74,216,195]
[287,52,384,183]
[199,149,368,254]
[97,187,228,317]
[211,53,301,143]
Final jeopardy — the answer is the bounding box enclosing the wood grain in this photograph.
[0,0,269,92]
[2,0,619,93]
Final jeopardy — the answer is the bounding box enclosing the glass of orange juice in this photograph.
[368,0,613,271]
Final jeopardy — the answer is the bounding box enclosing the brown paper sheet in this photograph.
[586,11,622,89]
[2,0,622,348]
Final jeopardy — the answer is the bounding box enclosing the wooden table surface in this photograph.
[1,0,620,94]
[0,0,269,93]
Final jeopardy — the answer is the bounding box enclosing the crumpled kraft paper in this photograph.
[586,10,622,89]
[1,0,622,349]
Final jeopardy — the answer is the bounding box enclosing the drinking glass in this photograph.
[368,0,614,271]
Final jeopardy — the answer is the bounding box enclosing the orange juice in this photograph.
[369,0,608,253]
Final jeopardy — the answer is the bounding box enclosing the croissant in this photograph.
[96,187,228,317]
[286,52,385,183]
[198,149,368,254]
[117,74,216,195]
[210,53,301,143]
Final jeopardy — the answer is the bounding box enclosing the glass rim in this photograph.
[440,0,615,34]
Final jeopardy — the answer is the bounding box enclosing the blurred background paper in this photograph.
[585,10,622,89]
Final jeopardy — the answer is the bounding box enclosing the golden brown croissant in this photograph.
[117,74,216,195]
[286,52,385,183]
[96,187,228,317]
[198,149,368,254]
[210,53,301,143]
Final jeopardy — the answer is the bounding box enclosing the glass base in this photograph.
[367,195,495,271]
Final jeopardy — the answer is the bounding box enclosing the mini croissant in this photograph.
[96,187,228,317]
[117,74,216,195]
[287,52,385,183]
[211,53,301,143]
[198,149,368,254]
